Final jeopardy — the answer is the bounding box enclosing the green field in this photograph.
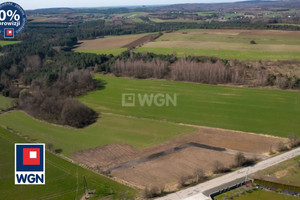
[197,11,216,16]
[78,75,300,137]
[253,156,300,186]
[75,48,126,56]
[132,18,143,22]
[150,18,199,23]
[225,13,244,18]
[0,40,20,46]
[0,111,194,156]
[215,189,299,200]
[0,127,137,200]
[122,12,146,18]
[136,30,300,61]
[0,95,15,110]
[0,74,299,158]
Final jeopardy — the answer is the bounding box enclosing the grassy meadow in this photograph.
[78,75,300,137]
[0,111,195,156]
[0,95,15,110]
[136,29,300,61]
[215,189,299,200]
[0,74,299,158]
[0,41,20,46]
[0,127,137,200]
[253,156,300,186]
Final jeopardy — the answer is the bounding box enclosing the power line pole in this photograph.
[83,176,89,195]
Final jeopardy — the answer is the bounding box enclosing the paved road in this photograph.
[156,147,300,200]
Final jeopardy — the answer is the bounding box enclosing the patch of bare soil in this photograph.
[122,33,163,49]
[71,126,287,188]
[183,125,288,154]
[72,143,138,169]
[75,35,146,50]
[112,147,235,188]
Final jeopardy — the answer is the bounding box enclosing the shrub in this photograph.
[61,99,98,128]
[143,186,163,198]
[179,175,192,187]
[54,148,63,154]
[235,152,246,166]
[289,133,300,148]
[46,143,54,152]
[294,78,300,89]
[213,161,231,174]
[194,168,206,183]
[277,141,289,152]
[234,152,257,167]
[0,83,4,92]
[2,90,9,97]
[267,74,276,86]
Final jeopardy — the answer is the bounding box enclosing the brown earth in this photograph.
[122,33,163,48]
[75,34,147,50]
[72,125,287,188]
[112,147,235,189]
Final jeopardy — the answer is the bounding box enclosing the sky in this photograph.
[2,0,239,10]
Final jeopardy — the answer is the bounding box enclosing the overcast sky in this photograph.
[3,0,239,10]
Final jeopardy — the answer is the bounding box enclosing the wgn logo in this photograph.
[15,144,45,185]
[122,93,177,107]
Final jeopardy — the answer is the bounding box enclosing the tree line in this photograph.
[103,51,300,89]
[19,69,100,128]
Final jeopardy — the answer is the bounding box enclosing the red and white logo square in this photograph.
[6,29,13,36]
[23,148,40,165]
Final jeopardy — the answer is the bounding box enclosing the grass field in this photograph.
[76,48,126,56]
[253,156,300,186]
[122,12,146,18]
[0,111,195,156]
[0,95,15,110]
[0,127,137,200]
[197,11,216,16]
[78,75,300,137]
[0,74,299,158]
[136,29,300,60]
[225,13,244,18]
[150,18,199,23]
[215,189,299,200]
[0,41,20,46]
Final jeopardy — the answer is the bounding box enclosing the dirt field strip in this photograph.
[75,34,148,50]
[122,33,163,49]
[107,142,226,171]
[72,112,286,188]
